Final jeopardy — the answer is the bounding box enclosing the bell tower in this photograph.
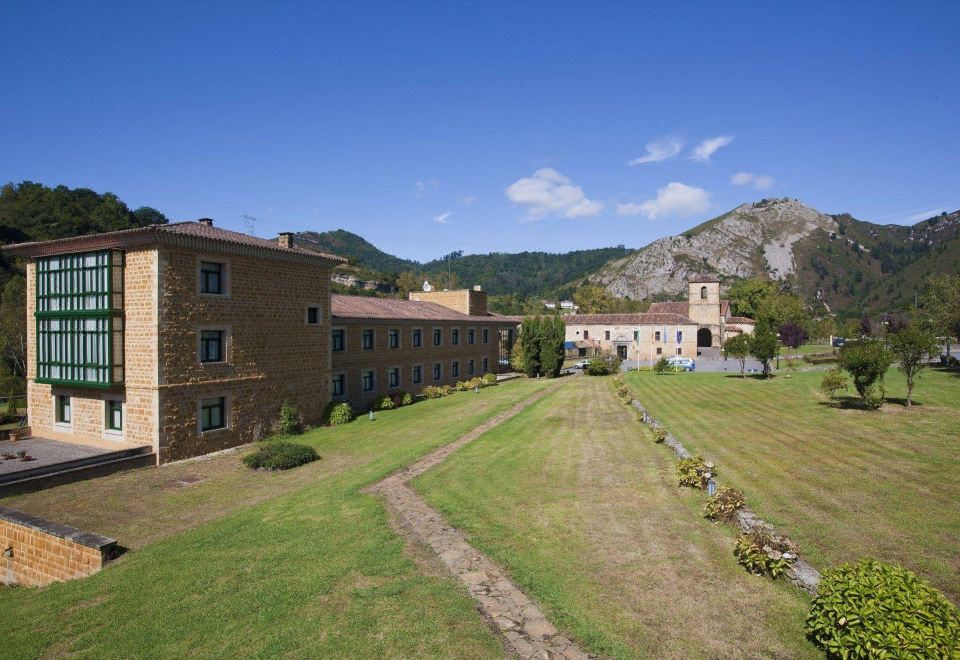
[688,276,721,347]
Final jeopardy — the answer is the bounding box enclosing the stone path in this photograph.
[364,383,590,660]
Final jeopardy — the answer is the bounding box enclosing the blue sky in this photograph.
[2,1,958,261]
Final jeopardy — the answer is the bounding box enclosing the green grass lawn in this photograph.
[0,379,553,658]
[415,377,818,659]
[627,367,960,603]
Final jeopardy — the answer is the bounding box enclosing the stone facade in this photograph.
[0,506,115,586]
[688,280,723,347]
[409,287,488,316]
[565,319,698,364]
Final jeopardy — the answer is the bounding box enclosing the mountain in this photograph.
[293,229,630,297]
[589,198,960,317]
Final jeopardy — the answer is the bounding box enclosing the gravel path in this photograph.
[364,382,590,659]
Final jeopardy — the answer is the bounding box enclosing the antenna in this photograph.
[240,214,258,236]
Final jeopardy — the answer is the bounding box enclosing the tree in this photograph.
[520,316,543,377]
[779,322,808,351]
[819,368,849,399]
[837,339,893,409]
[572,285,614,314]
[509,337,526,373]
[0,275,26,392]
[860,314,874,337]
[756,292,807,328]
[888,325,940,406]
[920,273,960,353]
[812,317,837,342]
[749,321,779,378]
[538,315,566,378]
[722,333,750,377]
[395,271,420,298]
[728,278,778,318]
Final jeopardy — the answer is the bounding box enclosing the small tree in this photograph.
[888,325,940,406]
[653,356,671,374]
[749,322,779,378]
[722,333,750,377]
[779,322,808,352]
[838,339,893,409]
[520,316,543,377]
[539,315,566,378]
[820,368,849,399]
[509,337,525,373]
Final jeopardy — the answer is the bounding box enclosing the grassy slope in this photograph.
[626,368,960,602]
[415,377,816,659]
[0,379,552,658]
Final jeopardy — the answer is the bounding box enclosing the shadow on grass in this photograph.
[818,396,925,410]
[723,373,774,380]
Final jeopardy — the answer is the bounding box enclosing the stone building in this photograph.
[564,314,699,364]
[647,277,754,350]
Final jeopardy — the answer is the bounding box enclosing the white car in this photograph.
[666,356,696,371]
[573,359,591,370]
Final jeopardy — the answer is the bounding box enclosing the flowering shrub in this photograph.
[734,528,797,578]
[323,401,353,426]
[482,373,497,386]
[704,486,745,522]
[422,385,453,399]
[373,394,396,411]
[651,426,668,443]
[676,455,715,489]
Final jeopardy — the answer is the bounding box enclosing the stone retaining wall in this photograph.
[0,506,116,587]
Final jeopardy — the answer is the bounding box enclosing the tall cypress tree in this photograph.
[539,314,566,378]
[520,316,543,377]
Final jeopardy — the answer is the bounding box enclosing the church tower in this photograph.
[688,277,721,347]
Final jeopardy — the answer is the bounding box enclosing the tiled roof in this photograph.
[689,275,720,283]
[647,301,689,315]
[564,313,696,325]
[720,300,730,317]
[331,295,515,322]
[727,316,755,323]
[2,221,346,264]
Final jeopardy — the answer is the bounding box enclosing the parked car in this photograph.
[832,336,846,348]
[666,356,696,371]
[573,360,591,370]
[498,357,511,367]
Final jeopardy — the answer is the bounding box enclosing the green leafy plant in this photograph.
[806,559,960,658]
[615,384,632,402]
[323,401,353,426]
[651,426,668,443]
[734,528,797,578]
[275,401,304,436]
[704,486,745,522]
[838,339,893,409]
[819,368,849,399]
[676,455,715,489]
[653,356,671,374]
[422,385,452,399]
[373,394,396,411]
[586,357,613,376]
[243,442,318,470]
[481,372,497,386]
[390,391,414,407]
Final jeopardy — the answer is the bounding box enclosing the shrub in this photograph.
[391,391,414,407]
[243,442,318,470]
[616,385,632,402]
[323,401,353,426]
[652,426,668,443]
[455,380,471,391]
[820,368,849,398]
[804,353,838,365]
[586,358,612,376]
[482,372,497,386]
[734,528,798,578]
[806,559,960,658]
[373,394,396,411]
[704,486,745,522]
[838,339,893,409]
[653,356,671,374]
[422,385,452,399]
[275,401,304,436]
[863,383,885,410]
[676,455,716,489]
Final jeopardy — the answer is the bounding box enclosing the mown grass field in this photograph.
[416,377,818,659]
[0,379,554,658]
[626,367,960,603]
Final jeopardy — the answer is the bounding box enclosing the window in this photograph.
[332,373,345,397]
[362,369,375,392]
[700,286,708,300]
[655,330,661,341]
[482,357,488,373]
[468,328,475,345]
[105,400,123,432]
[656,347,662,355]
[36,250,124,388]
[482,328,489,344]
[412,364,422,384]
[677,348,683,355]
[56,395,71,424]
[332,328,345,351]
[451,328,460,346]
[200,330,224,363]
[389,329,400,349]
[412,328,422,348]
[583,330,589,339]
[634,330,639,342]
[362,329,375,350]
[200,261,224,295]
[200,397,226,431]
[468,359,475,375]
[306,306,321,325]
[433,362,442,381]
[389,367,400,388]
[605,330,610,340]
[451,360,459,378]
[433,328,442,347]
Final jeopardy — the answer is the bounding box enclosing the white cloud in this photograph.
[616,182,712,220]
[690,136,734,163]
[629,137,683,165]
[731,171,774,190]
[505,168,604,219]
[460,195,478,205]
[907,208,945,223]
[414,179,439,197]
[433,211,452,224]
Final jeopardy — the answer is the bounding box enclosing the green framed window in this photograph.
[200,397,226,431]
[433,328,442,347]
[412,364,422,384]
[468,328,475,345]
[332,328,345,351]
[451,360,459,378]
[361,369,375,392]
[389,328,399,348]
[200,330,224,363]
[451,328,460,346]
[36,250,124,388]
[412,328,422,348]
[200,261,224,294]
[482,328,489,344]
[362,329,374,350]
[468,359,475,376]
[56,395,71,424]
[106,400,123,431]
[433,362,442,381]
[332,373,345,397]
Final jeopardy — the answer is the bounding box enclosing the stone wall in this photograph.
[0,506,115,587]
[332,320,505,409]
[408,288,488,316]
[565,322,699,362]
[156,247,332,462]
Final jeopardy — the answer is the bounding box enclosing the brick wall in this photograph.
[156,247,332,461]
[0,506,115,586]
[331,320,506,409]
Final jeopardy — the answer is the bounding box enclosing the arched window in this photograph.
[700,286,708,300]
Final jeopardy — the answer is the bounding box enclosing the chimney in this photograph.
[198,218,214,227]
[278,232,294,249]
